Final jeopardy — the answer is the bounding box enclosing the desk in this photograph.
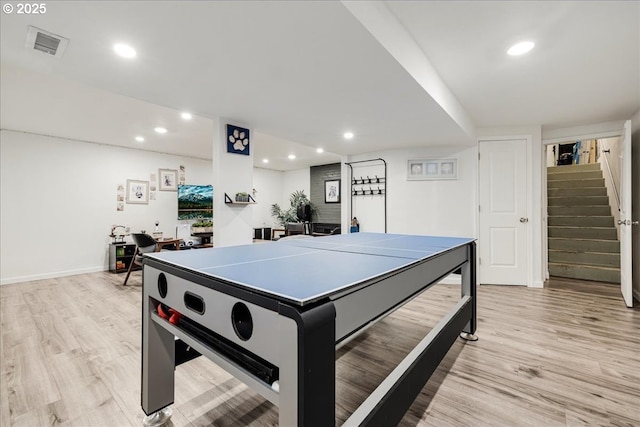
[156,238,181,251]
[141,232,476,426]
[271,228,285,240]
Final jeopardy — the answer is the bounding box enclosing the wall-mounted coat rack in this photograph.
[345,158,387,233]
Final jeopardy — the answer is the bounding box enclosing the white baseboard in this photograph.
[530,280,544,289]
[0,266,105,286]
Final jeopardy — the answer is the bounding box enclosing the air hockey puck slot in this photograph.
[157,273,168,298]
[184,291,205,315]
[231,302,253,341]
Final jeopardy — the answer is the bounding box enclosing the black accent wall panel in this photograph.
[310,163,341,224]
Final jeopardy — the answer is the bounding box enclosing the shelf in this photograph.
[109,242,137,273]
[224,192,256,205]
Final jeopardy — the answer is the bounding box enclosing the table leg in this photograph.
[460,241,478,341]
[278,302,336,427]
[141,275,175,420]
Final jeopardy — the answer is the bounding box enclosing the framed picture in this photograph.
[408,161,425,177]
[226,124,250,155]
[159,169,178,191]
[407,159,457,180]
[126,179,149,204]
[325,179,340,203]
[425,161,439,176]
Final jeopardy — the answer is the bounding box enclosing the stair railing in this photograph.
[601,149,620,211]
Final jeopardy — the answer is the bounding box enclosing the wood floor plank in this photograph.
[2,333,61,421]
[1,272,639,426]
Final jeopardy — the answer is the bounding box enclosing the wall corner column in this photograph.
[212,118,254,247]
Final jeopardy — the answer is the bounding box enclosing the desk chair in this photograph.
[123,233,157,286]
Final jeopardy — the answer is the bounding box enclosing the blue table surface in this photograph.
[146,233,474,305]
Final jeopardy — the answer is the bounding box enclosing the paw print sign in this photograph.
[226,124,250,155]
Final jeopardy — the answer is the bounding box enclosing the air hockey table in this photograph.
[141,232,477,426]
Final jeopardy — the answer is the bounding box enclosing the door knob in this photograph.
[617,220,625,225]
[633,220,639,226]
[519,217,528,223]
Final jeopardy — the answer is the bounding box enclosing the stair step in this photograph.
[548,196,609,206]
[547,187,607,197]
[548,178,605,188]
[547,163,601,173]
[548,216,614,227]
[549,263,620,284]
[548,249,620,268]
[549,206,611,216]
[548,226,617,240]
[548,237,620,253]
[548,170,602,180]
[546,162,618,284]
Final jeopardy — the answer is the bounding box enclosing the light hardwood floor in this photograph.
[1,272,638,426]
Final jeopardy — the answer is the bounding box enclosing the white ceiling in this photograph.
[1,1,638,171]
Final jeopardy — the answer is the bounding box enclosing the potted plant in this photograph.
[191,219,213,234]
[270,190,316,227]
[235,192,249,202]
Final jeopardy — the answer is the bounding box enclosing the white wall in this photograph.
[0,130,212,285]
[345,145,478,238]
[546,144,557,167]
[281,168,311,203]
[598,137,623,237]
[630,109,640,302]
[276,167,311,226]
[211,119,254,247]
[252,167,284,229]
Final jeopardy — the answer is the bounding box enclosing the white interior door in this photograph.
[479,139,529,285]
[619,120,632,307]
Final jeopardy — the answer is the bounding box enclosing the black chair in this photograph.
[285,222,305,236]
[123,233,158,286]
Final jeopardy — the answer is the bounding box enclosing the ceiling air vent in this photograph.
[25,26,69,58]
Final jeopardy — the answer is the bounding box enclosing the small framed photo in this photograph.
[407,158,457,180]
[159,169,178,191]
[408,161,425,177]
[325,179,340,203]
[440,160,456,177]
[425,161,439,176]
[126,180,149,204]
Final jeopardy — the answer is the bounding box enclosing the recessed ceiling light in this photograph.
[154,127,167,134]
[181,112,192,120]
[135,136,144,142]
[507,41,535,56]
[262,158,269,164]
[288,154,296,160]
[113,43,136,59]
[343,132,354,140]
[316,148,324,153]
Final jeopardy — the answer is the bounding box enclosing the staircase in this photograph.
[547,163,620,283]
